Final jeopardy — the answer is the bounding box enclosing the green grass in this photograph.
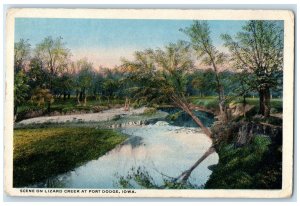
[13,127,127,187]
[205,135,282,189]
[236,97,283,113]
[189,96,282,113]
[189,96,219,110]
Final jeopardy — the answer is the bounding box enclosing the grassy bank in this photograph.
[13,127,127,187]
[189,96,282,113]
[205,122,282,189]
[205,136,282,189]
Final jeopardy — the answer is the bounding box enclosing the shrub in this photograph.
[143,107,157,115]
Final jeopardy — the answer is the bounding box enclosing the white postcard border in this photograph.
[4,8,295,198]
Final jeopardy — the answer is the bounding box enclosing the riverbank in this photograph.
[14,106,217,188]
[205,119,282,189]
[17,107,147,125]
[13,127,127,187]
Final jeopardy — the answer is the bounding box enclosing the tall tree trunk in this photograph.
[84,96,87,106]
[259,90,264,115]
[47,101,51,113]
[83,88,86,106]
[211,61,227,122]
[77,94,81,104]
[263,87,270,117]
[79,90,83,101]
[63,92,66,101]
[76,89,79,99]
[258,87,270,117]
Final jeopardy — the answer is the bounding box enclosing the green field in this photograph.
[13,127,127,187]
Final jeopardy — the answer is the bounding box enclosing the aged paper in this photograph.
[4,8,294,198]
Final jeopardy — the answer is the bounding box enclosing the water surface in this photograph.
[32,109,218,188]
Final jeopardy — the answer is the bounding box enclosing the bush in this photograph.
[166,111,181,121]
[143,107,157,115]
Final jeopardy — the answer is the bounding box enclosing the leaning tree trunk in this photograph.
[170,95,216,183]
[174,147,216,183]
[174,105,216,183]
[172,96,212,138]
[184,106,212,138]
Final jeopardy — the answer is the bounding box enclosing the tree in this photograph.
[229,71,254,116]
[14,39,31,73]
[34,36,71,111]
[91,72,104,101]
[222,20,283,117]
[122,41,212,137]
[57,73,74,100]
[188,69,218,97]
[182,21,228,121]
[190,73,206,97]
[14,39,31,120]
[27,57,48,93]
[14,70,29,120]
[29,87,54,108]
[103,78,119,105]
[76,59,94,105]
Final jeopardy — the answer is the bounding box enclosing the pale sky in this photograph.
[15,18,249,69]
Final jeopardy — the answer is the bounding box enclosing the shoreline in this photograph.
[17,107,147,125]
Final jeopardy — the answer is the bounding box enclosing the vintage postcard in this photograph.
[4,9,294,198]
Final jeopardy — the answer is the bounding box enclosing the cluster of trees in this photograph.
[121,20,283,122]
[14,37,126,119]
[14,20,283,124]
[119,20,283,182]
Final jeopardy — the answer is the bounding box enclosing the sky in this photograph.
[15,18,247,68]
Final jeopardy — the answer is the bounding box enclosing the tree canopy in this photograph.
[222,20,283,117]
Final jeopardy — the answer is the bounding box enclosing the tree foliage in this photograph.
[122,41,212,137]
[14,39,31,119]
[222,20,283,117]
[14,39,31,73]
[34,36,71,90]
[182,21,228,120]
[14,70,29,116]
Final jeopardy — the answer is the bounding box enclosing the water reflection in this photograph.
[33,120,218,189]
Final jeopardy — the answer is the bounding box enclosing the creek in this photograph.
[31,108,218,188]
